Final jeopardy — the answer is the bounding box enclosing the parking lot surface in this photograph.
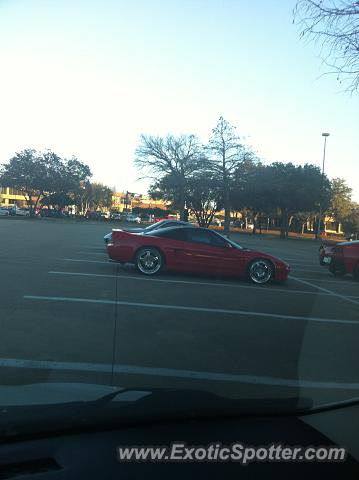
[1,219,358,406]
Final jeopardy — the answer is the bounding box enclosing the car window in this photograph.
[149,227,189,241]
[187,229,228,247]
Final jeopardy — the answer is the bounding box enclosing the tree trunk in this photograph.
[25,193,35,217]
[222,151,231,237]
[223,179,231,236]
[280,211,288,239]
[178,181,185,221]
[252,212,258,235]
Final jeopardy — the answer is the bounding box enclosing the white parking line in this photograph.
[1,357,359,390]
[47,270,359,300]
[297,276,356,286]
[282,258,318,263]
[76,251,107,255]
[290,269,328,275]
[290,276,359,306]
[23,295,359,325]
[64,258,110,264]
[286,263,319,267]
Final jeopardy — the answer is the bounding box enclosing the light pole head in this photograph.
[322,132,330,137]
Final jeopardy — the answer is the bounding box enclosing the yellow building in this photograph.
[0,187,29,208]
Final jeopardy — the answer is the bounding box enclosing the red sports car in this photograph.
[328,240,359,279]
[107,226,290,284]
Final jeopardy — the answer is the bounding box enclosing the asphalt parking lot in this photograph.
[1,218,359,406]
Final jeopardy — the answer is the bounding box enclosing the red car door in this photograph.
[174,228,238,275]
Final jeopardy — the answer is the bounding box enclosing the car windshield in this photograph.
[225,236,244,250]
[0,0,359,444]
[144,220,170,232]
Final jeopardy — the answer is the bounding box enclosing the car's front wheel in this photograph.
[135,247,163,275]
[247,259,273,285]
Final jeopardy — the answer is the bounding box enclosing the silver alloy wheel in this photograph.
[136,247,162,275]
[248,259,273,284]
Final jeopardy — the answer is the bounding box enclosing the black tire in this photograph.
[247,258,274,285]
[135,247,163,275]
[329,262,345,276]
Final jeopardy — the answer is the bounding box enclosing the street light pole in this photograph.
[316,132,330,240]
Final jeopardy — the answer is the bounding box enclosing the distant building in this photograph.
[111,192,168,212]
[0,187,30,208]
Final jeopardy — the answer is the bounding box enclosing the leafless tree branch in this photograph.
[295,0,359,92]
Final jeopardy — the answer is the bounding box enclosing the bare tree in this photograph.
[295,0,359,92]
[207,117,255,236]
[135,134,204,220]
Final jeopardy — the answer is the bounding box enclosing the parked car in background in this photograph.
[103,219,189,244]
[140,213,151,222]
[39,209,68,218]
[232,219,244,228]
[8,206,30,216]
[328,240,359,279]
[85,211,102,220]
[318,240,337,266]
[123,213,141,223]
[106,226,290,284]
[0,207,10,216]
[210,218,222,226]
[110,212,122,220]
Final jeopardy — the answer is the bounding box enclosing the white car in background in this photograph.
[0,207,10,216]
[210,218,222,226]
[15,208,30,216]
[8,206,30,216]
[123,213,141,223]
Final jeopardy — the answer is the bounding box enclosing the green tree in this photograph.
[232,162,331,239]
[231,162,272,234]
[90,183,113,210]
[0,149,92,215]
[0,149,46,216]
[327,178,353,223]
[341,203,359,239]
[269,163,331,239]
[186,173,223,227]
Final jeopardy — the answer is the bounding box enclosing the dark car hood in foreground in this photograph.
[0,382,315,440]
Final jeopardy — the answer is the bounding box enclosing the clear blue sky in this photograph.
[0,0,358,199]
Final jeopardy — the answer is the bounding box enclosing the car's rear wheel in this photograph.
[248,259,274,285]
[329,262,345,276]
[135,247,163,275]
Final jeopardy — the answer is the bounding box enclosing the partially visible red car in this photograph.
[329,240,359,279]
[107,226,290,284]
[319,240,337,266]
